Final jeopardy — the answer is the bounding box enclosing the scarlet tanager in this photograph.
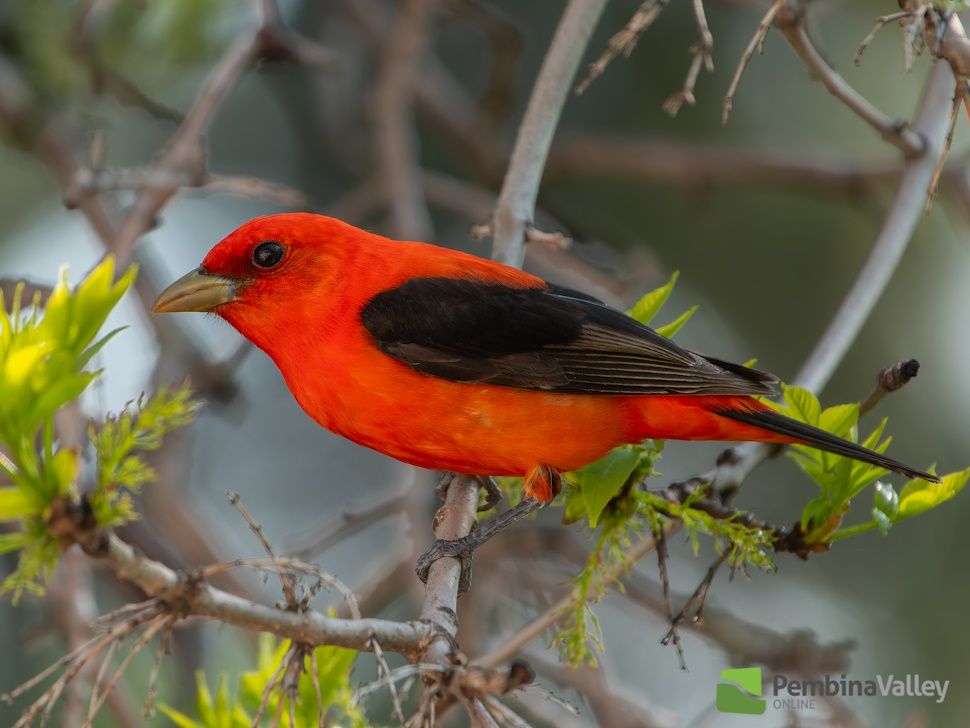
[154,213,936,505]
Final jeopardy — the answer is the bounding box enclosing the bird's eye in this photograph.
[252,241,284,269]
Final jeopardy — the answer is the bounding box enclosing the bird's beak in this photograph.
[152,268,242,313]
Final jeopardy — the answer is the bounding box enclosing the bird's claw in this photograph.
[476,476,503,512]
[415,535,475,594]
[435,473,503,512]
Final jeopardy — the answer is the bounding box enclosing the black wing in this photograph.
[359,277,779,396]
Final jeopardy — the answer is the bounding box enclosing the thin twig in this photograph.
[654,528,685,670]
[723,0,782,125]
[81,619,167,728]
[663,0,714,117]
[859,359,921,416]
[575,0,669,95]
[201,557,361,619]
[225,490,299,611]
[369,634,407,724]
[476,525,669,668]
[855,11,914,65]
[926,79,967,210]
[661,550,729,641]
[775,1,924,157]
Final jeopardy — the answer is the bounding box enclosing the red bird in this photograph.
[153,213,935,507]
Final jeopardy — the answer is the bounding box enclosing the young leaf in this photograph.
[654,304,698,339]
[627,271,679,326]
[896,468,969,520]
[782,385,821,427]
[819,403,859,439]
[0,487,36,521]
[575,446,639,528]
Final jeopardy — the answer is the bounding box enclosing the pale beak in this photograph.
[152,268,242,313]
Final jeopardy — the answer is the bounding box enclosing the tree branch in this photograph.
[715,60,955,491]
[491,0,607,267]
[418,475,481,666]
[775,1,924,157]
[80,531,435,656]
[109,5,336,266]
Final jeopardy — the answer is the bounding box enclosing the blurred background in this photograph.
[0,0,968,725]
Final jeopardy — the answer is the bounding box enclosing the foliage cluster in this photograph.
[0,258,197,600]
[160,635,365,728]
[546,274,965,666]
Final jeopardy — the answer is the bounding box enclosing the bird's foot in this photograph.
[476,475,503,512]
[416,532,477,594]
[415,496,546,593]
[434,473,502,512]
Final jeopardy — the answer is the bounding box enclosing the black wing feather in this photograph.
[717,407,938,482]
[360,277,779,397]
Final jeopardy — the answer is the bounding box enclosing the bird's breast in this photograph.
[267,322,638,475]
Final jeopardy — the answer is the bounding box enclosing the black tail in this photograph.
[718,407,938,483]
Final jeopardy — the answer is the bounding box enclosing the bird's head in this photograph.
[153,213,366,340]
[152,213,354,314]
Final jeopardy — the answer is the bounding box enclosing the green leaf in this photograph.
[800,494,830,531]
[575,446,640,528]
[76,326,126,368]
[48,448,79,495]
[0,532,30,554]
[819,403,859,440]
[654,305,697,339]
[561,483,588,525]
[158,704,204,728]
[195,671,215,725]
[627,271,678,326]
[783,385,821,426]
[897,468,969,520]
[0,487,36,520]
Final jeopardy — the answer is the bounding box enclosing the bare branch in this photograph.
[775,1,924,157]
[491,0,608,267]
[225,490,299,610]
[663,0,714,117]
[716,61,956,491]
[79,531,436,655]
[104,0,335,266]
[575,0,670,95]
[855,11,913,65]
[526,654,673,728]
[418,475,481,666]
[723,0,782,125]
